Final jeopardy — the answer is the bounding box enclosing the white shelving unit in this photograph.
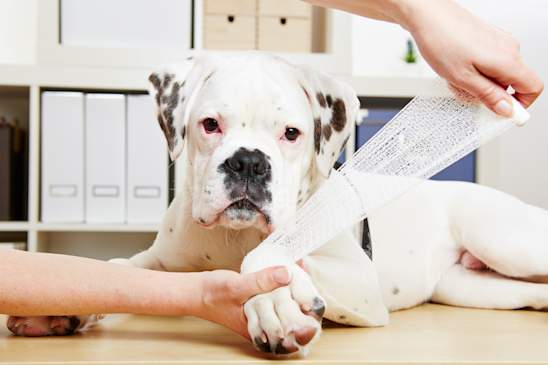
[0,0,437,259]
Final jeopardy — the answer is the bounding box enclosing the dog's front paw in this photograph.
[244,265,324,356]
[7,315,83,337]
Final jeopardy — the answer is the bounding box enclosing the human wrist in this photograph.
[385,0,430,33]
[134,270,206,317]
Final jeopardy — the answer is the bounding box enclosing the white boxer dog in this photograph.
[8,53,548,357]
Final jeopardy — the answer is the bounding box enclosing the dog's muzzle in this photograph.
[218,147,273,224]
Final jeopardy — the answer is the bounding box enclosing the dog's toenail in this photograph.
[254,336,271,353]
[311,297,325,318]
[274,342,294,354]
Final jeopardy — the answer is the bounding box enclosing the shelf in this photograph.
[0,221,30,231]
[0,64,440,97]
[34,223,160,233]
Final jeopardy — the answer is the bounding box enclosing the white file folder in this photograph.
[127,95,168,223]
[41,92,84,222]
[85,94,126,223]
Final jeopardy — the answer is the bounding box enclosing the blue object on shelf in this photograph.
[354,107,476,182]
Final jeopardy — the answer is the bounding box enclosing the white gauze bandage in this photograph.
[242,83,530,271]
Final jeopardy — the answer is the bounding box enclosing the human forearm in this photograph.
[302,0,419,27]
[0,249,202,316]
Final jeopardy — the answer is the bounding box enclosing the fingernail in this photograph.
[273,267,290,284]
[494,99,513,117]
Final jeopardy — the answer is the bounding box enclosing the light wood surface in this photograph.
[1,304,547,364]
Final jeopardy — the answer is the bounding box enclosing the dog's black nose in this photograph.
[225,148,270,178]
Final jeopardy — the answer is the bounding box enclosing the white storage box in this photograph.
[127,95,168,224]
[85,94,126,223]
[61,0,192,49]
[41,92,85,223]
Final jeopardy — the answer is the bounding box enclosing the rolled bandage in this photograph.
[242,82,530,272]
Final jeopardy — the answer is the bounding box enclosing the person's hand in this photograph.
[402,0,543,116]
[194,266,291,338]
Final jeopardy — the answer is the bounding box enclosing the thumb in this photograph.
[237,266,291,301]
[452,71,514,117]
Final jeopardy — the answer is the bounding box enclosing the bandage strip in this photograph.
[248,83,530,265]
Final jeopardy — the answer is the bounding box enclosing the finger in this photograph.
[237,266,291,300]
[451,68,514,117]
[477,60,544,108]
[508,65,544,108]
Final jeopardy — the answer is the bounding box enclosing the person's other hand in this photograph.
[195,266,291,338]
[404,0,543,116]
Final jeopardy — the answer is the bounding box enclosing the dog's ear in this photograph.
[148,56,218,161]
[296,66,359,178]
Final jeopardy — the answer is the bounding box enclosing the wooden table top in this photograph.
[1,304,547,364]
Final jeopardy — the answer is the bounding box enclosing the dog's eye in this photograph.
[284,127,300,142]
[203,118,220,133]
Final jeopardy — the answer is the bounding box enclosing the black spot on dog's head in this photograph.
[392,287,400,295]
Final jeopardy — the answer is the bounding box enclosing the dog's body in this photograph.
[8,53,548,356]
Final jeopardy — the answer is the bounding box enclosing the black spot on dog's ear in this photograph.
[316,92,327,108]
[314,118,322,154]
[326,94,333,107]
[322,124,332,141]
[148,73,161,90]
[162,73,174,88]
[301,85,311,103]
[330,98,346,132]
[204,71,215,84]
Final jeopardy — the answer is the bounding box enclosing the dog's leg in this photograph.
[451,182,548,280]
[303,230,390,327]
[432,264,548,309]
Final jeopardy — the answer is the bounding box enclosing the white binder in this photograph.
[41,92,84,222]
[127,95,168,223]
[85,94,126,223]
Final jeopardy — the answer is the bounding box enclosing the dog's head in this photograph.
[149,53,358,233]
